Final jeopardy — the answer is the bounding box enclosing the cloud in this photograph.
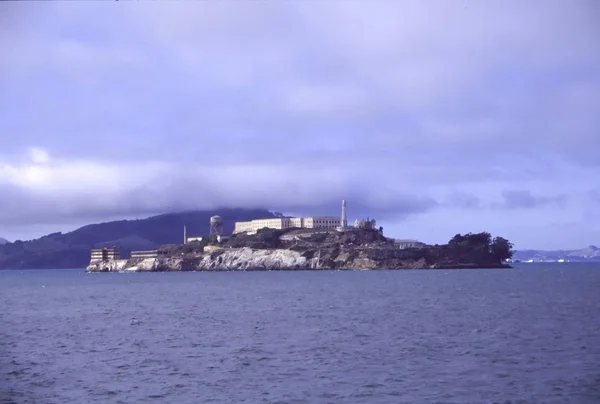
[3,2,599,163]
[589,189,600,204]
[0,151,438,227]
[495,190,568,210]
[0,1,599,248]
[28,147,50,164]
[444,191,482,209]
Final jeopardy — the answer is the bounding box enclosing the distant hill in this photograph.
[513,245,600,262]
[0,209,276,269]
[0,237,9,245]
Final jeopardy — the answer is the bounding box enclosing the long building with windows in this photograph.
[233,216,341,235]
[90,247,120,262]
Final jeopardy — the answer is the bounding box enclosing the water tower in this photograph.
[210,215,223,235]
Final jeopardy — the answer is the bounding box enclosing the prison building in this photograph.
[130,250,159,260]
[394,239,426,249]
[233,216,341,235]
[90,247,120,262]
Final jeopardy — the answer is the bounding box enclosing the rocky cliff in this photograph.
[86,228,512,272]
[87,248,310,272]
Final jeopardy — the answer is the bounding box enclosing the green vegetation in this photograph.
[219,228,513,269]
[449,232,514,263]
[226,227,285,249]
[89,227,514,271]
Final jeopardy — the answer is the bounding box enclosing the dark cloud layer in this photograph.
[445,192,482,209]
[0,1,599,248]
[0,171,439,228]
[497,190,569,210]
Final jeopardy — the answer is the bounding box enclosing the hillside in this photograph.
[0,209,276,269]
[0,237,8,245]
[513,245,600,262]
[88,229,514,272]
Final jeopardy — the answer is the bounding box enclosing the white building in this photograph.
[233,216,341,235]
[394,239,426,249]
[185,235,229,244]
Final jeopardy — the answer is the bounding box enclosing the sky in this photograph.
[0,1,599,249]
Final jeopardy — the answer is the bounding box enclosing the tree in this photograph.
[449,234,466,245]
[490,237,514,261]
[449,232,491,248]
[468,232,492,248]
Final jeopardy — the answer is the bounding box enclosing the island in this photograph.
[86,228,513,272]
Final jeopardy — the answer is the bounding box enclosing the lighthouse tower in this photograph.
[341,199,348,228]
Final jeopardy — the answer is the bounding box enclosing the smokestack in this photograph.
[341,199,347,228]
[183,224,187,245]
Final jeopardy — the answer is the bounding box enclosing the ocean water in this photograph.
[1,264,599,404]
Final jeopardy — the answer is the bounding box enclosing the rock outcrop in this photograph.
[86,228,512,272]
[88,248,310,272]
[87,258,129,272]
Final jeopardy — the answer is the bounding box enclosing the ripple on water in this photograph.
[1,266,600,403]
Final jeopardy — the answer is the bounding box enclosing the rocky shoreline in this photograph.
[86,228,512,272]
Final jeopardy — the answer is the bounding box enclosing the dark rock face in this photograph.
[305,229,509,269]
[225,228,285,249]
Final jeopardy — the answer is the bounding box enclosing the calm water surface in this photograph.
[1,264,599,403]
